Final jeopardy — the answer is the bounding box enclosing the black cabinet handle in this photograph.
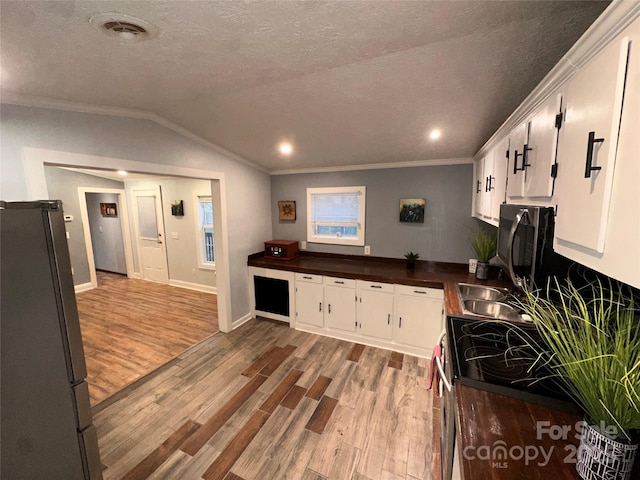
[302,276,312,279]
[387,313,390,324]
[334,280,345,285]
[476,180,481,193]
[413,290,426,294]
[585,131,604,178]
[328,304,331,314]
[319,302,322,312]
[485,176,489,192]
[522,144,532,169]
[487,175,495,191]
[399,317,402,328]
[370,285,382,289]
[513,150,523,173]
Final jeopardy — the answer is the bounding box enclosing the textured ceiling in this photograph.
[0,1,609,172]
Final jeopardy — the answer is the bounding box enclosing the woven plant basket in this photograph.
[576,422,638,480]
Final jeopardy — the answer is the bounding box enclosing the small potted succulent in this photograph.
[404,251,420,269]
[468,227,497,280]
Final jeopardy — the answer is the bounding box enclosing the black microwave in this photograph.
[496,204,558,289]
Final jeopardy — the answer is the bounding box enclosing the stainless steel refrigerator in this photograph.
[1,200,103,480]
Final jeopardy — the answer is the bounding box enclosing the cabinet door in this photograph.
[295,281,324,327]
[394,294,443,350]
[490,139,509,221]
[473,159,485,217]
[479,152,494,219]
[554,36,630,252]
[357,289,394,340]
[506,123,527,199]
[524,93,561,198]
[324,285,356,332]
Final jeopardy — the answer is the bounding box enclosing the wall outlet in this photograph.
[301,241,307,250]
[66,231,70,239]
[364,245,371,255]
[71,267,74,275]
[171,232,179,239]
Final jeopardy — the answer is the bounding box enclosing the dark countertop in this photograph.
[456,384,582,480]
[248,252,512,316]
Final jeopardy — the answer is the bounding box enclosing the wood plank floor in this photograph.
[77,272,219,405]
[93,318,434,480]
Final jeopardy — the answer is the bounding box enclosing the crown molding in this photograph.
[474,0,640,160]
[270,157,473,176]
[0,92,269,174]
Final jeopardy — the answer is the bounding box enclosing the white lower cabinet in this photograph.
[294,273,324,327]
[394,285,444,353]
[356,280,394,340]
[323,277,357,333]
[292,273,444,357]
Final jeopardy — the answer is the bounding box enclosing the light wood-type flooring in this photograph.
[93,318,435,480]
[77,271,219,405]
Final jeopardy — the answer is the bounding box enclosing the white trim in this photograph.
[77,187,135,289]
[74,282,94,294]
[23,147,233,334]
[169,279,217,295]
[232,312,254,330]
[474,1,640,160]
[2,93,268,174]
[270,157,473,175]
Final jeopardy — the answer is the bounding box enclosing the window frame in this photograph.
[194,194,216,270]
[306,186,366,246]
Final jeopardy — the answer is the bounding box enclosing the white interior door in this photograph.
[134,188,169,283]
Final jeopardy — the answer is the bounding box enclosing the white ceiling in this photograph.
[0,1,609,173]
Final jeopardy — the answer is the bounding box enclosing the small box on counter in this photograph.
[264,240,299,260]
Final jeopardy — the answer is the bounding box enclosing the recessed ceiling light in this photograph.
[117,170,127,176]
[429,129,442,140]
[279,142,293,156]
[90,13,158,43]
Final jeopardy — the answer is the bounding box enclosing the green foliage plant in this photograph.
[468,227,497,263]
[519,279,640,442]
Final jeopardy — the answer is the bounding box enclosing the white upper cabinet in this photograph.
[478,151,493,219]
[524,93,562,198]
[554,35,630,253]
[506,123,527,199]
[490,138,509,221]
[473,158,485,217]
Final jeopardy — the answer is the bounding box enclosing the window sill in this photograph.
[198,264,216,272]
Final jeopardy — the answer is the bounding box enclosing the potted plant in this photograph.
[468,227,496,280]
[519,280,640,480]
[404,251,420,269]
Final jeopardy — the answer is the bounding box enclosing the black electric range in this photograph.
[447,315,579,414]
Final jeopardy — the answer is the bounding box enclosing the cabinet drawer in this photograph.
[395,284,443,300]
[356,280,394,294]
[323,276,356,289]
[295,272,323,284]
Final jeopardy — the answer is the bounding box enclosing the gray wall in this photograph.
[86,192,127,275]
[125,178,216,288]
[44,166,125,285]
[1,104,272,323]
[271,164,477,263]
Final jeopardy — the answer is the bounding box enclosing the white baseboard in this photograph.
[169,279,217,294]
[131,272,143,279]
[74,282,94,293]
[232,312,253,330]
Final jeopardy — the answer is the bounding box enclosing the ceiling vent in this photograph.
[90,13,158,42]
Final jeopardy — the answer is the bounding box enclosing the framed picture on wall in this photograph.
[399,198,425,223]
[278,200,296,221]
[100,202,118,217]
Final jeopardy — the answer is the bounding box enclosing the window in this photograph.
[307,186,366,246]
[196,195,215,268]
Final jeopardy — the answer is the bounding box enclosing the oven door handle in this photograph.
[508,208,528,288]
[435,329,451,392]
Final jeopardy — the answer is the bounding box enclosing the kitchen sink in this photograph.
[456,283,531,323]
[461,299,523,322]
[456,283,510,302]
